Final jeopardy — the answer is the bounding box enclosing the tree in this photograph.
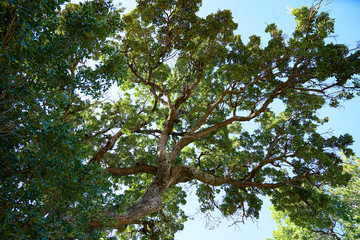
[270,157,360,240]
[1,0,359,239]
[1,0,124,238]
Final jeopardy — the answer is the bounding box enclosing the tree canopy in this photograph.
[1,0,359,239]
[271,157,360,240]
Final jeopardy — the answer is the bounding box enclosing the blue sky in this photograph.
[71,0,360,238]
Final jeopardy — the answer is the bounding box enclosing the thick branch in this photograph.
[89,164,316,231]
[88,185,164,230]
[88,122,148,164]
[105,165,157,176]
[88,129,123,164]
[89,166,173,231]
[170,164,316,189]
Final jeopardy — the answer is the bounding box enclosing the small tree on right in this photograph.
[270,157,360,240]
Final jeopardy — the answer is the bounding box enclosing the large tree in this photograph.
[1,0,360,239]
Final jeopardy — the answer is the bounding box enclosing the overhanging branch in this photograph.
[170,164,317,189]
[105,165,157,176]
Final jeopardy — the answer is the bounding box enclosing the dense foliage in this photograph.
[1,0,359,239]
[1,0,124,238]
[271,157,360,240]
